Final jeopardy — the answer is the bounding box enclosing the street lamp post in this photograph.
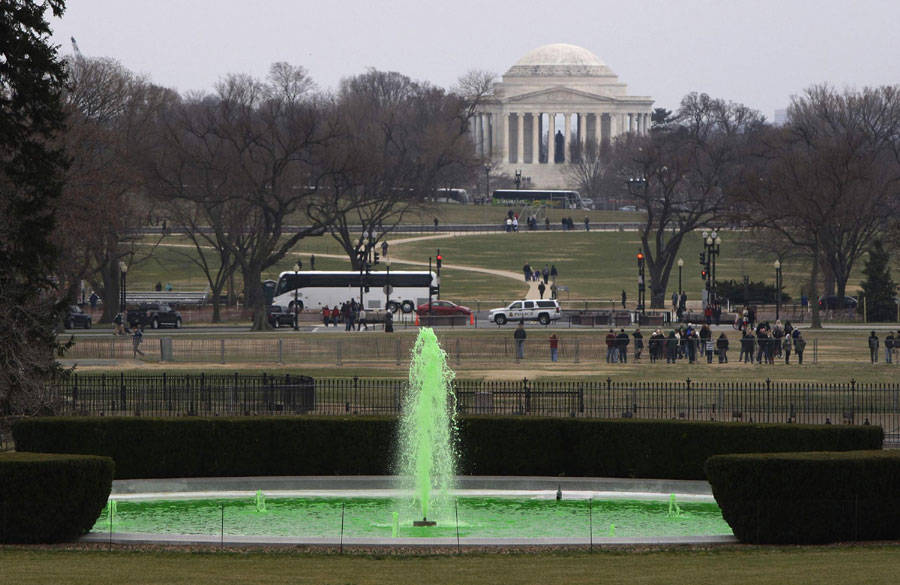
[118,261,128,313]
[774,259,782,321]
[293,260,301,330]
[485,165,491,202]
[702,230,721,308]
[515,169,522,190]
[677,257,684,297]
[384,256,392,310]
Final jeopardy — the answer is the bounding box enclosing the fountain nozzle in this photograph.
[413,517,437,527]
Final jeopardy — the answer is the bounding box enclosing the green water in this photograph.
[93,497,732,539]
[397,328,459,521]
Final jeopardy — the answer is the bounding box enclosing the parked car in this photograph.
[818,296,858,310]
[126,303,182,329]
[266,305,296,328]
[618,205,637,212]
[64,305,92,329]
[489,299,561,325]
[416,300,472,316]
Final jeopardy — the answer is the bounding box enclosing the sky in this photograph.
[48,0,900,119]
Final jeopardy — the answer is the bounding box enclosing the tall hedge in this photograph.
[0,453,114,543]
[706,451,900,544]
[11,416,883,480]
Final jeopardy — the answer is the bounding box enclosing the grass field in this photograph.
[2,546,898,585]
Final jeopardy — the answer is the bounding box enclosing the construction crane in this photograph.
[70,36,83,58]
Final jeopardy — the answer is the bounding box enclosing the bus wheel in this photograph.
[386,301,399,314]
[400,300,414,313]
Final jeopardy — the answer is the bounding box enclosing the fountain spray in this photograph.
[398,328,459,526]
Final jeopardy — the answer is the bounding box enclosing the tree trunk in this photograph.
[809,240,823,329]
[100,260,120,323]
[242,264,272,331]
[210,282,224,323]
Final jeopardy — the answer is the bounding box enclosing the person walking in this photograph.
[89,291,99,310]
[783,332,792,364]
[542,265,550,284]
[886,332,895,364]
[633,328,644,361]
[741,330,754,363]
[523,263,531,282]
[550,282,558,300]
[331,305,339,327]
[716,332,729,363]
[549,333,559,362]
[538,281,546,299]
[550,264,558,282]
[322,305,331,327]
[155,281,162,292]
[671,291,678,311]
[616,328,630,363]
[584,216,590,231]
[514,321,527,360]
[666,331,678,364]
[112,312,126,336]
[605,329,618,363]
[310,254,316,270]
[132,325,145,358]
[545,217,551,231]
[505,217,512,232]
[794,331,806,364]
[868,331,879,364]
[621,290,627,309]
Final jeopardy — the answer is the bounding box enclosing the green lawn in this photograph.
[2,547,898,585]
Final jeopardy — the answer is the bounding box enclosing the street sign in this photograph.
[383,285,393,295]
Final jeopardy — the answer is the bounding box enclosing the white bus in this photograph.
[272,270,438,314]
[491,189,592,210]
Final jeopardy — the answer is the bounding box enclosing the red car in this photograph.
[416,300,472,316]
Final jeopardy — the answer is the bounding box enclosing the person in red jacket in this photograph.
[322,306,331,327]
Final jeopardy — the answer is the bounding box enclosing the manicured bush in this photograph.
[0,452,114,543]
[13,416,881,481]
[706,450,900,544]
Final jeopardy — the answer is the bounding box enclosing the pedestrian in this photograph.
[633,328,644,361]
[506,217,512,232]
[616,328,630,363]
[794,331,806,364]
[621,289,627,309]
[433,217,439,230]
[538,281,546,299]
[522,263,531,282]
[666,331,678,363]
[868,331,879,364]
[165,282,173,291]
[605,329,618,363]
[542,265,549,284]
[783,332,792,364]
[512,217,519,232]
[550,283,558,300]
[699,324,712,363]
[331,305,339,327]
[550,264,558,282]
[671,292,678,311]
[679,291,687,312]
[322,305,331,327]
[713,303,721,326]
[741,330,754,364]
[886,332,895,364]
[549,333,559,362]
[357,307,368,331]
[155,281,162,292]
[584,216,590,231]
[89,291,98,310]
[716,332,729,363]
[545,217,551,231]
[132,325,144,357]
[514,320,527,360]
[112,311,125,335]
[704,305,712,325]
[310,254,316,270]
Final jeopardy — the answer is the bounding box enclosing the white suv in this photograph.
[490,299,561,325]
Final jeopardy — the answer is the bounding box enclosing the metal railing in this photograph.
[45,374,900,444]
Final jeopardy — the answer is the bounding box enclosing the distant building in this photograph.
[473,43,653,189]
[773,108,788,126]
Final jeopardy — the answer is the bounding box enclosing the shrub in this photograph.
[12,416,881,480]
[706,450,900,544]
[0,452,114,543]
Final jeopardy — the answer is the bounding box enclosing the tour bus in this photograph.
[491,189,592,209]
[433,188,470,204]
[272,270,439,314]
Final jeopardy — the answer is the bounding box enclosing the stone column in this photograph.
[477,114,485,155]
[609,112,617,140]
[547,113,556,164]
[485,113,492,156]
[563,113,571,163]
[501,112,509,164]
[531,113,540,164]
[516,112,524,165]
[578,113,587,148]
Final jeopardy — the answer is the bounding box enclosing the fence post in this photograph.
[523,377,531,414]
[159,338,167,362]
[277,339,284,364]
[574,339,580,364]
[337,340,343,366]
[220,339,226,364]
[813,338,818,364]
[396,339,402,366]
[72,373,78,412]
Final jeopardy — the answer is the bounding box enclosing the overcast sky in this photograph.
[49,0,900,119]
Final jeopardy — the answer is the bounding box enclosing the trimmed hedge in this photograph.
[0,452,114,543]
[706,450,900,544]
[12,416,882,481]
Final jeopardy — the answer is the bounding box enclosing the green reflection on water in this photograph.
[94,497,731,538]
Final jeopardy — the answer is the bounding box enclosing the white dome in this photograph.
[505,44,614,77]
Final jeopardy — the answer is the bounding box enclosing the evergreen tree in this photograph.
[0,0,69,414]
[859,240,897,322]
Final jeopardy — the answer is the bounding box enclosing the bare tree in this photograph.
[565,140,610,206]
[610,93,764,308]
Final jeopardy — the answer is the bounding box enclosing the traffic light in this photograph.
[636,251,644,268]
[365,262,372,275]
[701,268,707,280]
[436,254,442,270]
[373,251,380,265]
[699,251,706,265]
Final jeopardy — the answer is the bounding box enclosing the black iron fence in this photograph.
[46,374,900,444]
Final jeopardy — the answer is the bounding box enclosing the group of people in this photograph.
[322,300,371,331]
[522,262,559,299]
[735,320,806,364]
[867,330,900,363]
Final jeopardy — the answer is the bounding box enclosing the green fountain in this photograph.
[397,328,459,527]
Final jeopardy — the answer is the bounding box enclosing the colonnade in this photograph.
[471,110,651,164]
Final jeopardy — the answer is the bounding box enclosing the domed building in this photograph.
[474,43,653,189]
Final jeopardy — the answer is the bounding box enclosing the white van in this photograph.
[489,299,561,325]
